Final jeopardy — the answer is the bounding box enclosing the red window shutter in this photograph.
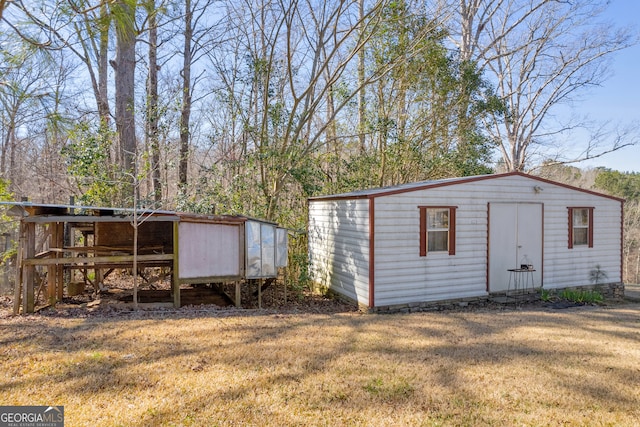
[568,207,574,249]
[419,207,427,257]
[449,207,456,255]
[588,207,594,248]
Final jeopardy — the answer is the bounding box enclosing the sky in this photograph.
[575,0,640,173]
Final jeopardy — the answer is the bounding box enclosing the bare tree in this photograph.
[4,0,112,129]
[0,41,51,185]
[448,0,636,171]
[77,1,112,128]
[3,0,120,204]
[208,0,396,220]
[173,0,216,191]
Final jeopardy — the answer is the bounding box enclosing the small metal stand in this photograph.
[507,268,536,304]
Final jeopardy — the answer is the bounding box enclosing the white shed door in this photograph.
[489,203,542,292]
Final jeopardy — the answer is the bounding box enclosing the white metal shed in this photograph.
[308,172,624,310]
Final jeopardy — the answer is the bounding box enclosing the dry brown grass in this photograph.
[1,303,640,426]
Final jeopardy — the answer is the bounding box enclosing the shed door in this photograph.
[488,203,542,292]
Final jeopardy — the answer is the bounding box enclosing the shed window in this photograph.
[419,206,456,256]
[568,207,593,248]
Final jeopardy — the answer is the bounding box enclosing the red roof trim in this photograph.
[308,171,625,203]
[621,203,624,282]
[485,203,490,292]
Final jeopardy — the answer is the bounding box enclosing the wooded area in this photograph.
[1,0,639,285]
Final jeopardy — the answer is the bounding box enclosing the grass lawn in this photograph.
[1,303,639,426]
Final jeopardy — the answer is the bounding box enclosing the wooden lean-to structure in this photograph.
[5,202,288,314]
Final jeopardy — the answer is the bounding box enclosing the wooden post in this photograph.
[94,268,103,291]
[235,281,241,308]
[258,278,262,309]
[2,232,10,293]
[12,223,25,315]
[47,223,57,305]
[92,227,102,293]
[132,217,138,310]
[82,231,89,287]
[56,222,64,301]
[62,196,74,287]
[23,222,36,313]
[172,221,180,308]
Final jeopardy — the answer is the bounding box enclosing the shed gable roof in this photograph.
[308,171,624,202]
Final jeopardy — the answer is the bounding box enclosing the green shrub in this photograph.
[540,288,553,302]
[558,288,603,304]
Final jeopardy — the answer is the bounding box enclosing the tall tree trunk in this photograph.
[96,3,114,181]
[97,2,111,126]
[1,117,13,176]
[9,130,16,187]
[458,0,480,62]
[357,0,366,153]
[377,82,388,187]
[113,0,138,201]
[326,82,337,185]
[146,1,162,204]
[179,0,192,189]
[78,2,112,160]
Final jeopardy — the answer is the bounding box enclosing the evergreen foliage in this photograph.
[594,169,640,200]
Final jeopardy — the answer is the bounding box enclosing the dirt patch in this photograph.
[1,270,635,319]
[0,269,359,319]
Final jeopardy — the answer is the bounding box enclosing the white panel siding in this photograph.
[308,199,370,306]
[371,174,621,307]
[543,199,622,289]
[373,190,489,306]
[178,222,241,279]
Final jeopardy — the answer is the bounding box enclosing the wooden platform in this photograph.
[117,288,233,307]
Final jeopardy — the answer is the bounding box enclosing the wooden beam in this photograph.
[23,253,174,266]
[47,245,165,254]
[23,215,180,224]
[64,262,171,270]
[178,275,243,284]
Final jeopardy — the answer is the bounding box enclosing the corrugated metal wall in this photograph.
[308,199,370,306]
